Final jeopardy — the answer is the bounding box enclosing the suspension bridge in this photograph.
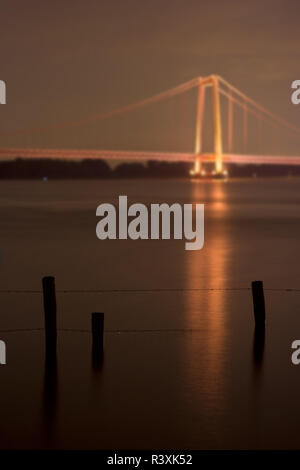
[1,74,300,176]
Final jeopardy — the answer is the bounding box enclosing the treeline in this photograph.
[0,158,300,178]
[0,159,190,178]
[227,163,300,177]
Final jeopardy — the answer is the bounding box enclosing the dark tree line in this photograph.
[0,158,300,179]
[0,159,190,179]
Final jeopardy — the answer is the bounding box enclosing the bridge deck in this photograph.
[1,148,300,166]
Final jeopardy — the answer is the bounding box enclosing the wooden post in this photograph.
[251,280,266,327]
[253,325,265,367]
[42,276,57,355]
[92,313,104,350]
[92,313,104,368]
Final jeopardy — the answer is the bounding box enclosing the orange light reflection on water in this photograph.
[183,181,231,425]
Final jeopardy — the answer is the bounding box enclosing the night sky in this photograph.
[1,0,300,153]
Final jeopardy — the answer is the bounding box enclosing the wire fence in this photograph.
[0,327,206,334]
[0,284,298,334]
[0,287,299,294]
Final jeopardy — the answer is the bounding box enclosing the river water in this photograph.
[0,178,300,449]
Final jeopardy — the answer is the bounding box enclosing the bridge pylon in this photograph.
[190,77,205,176]
[191,75,225,177]
[212,75,223,175]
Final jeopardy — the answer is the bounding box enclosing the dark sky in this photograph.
[1,0,300,154]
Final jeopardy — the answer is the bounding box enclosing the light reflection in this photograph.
[184,181,230,418]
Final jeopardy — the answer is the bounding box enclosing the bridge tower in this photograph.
[212,75,223,174]
[191,75,224,177]
[192,77,205,175]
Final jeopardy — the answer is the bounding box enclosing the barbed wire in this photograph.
[0,287,299,294]
[0,327,205,334]
[0,286,298,333]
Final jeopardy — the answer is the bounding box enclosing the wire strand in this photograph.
[0,287,300,294]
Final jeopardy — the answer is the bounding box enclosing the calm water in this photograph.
[0,178,300,449]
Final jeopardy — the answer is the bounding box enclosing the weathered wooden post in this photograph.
[92,312,104,368]
[251,280,266,327]
[42,276,57,356]
[253,325,265,367]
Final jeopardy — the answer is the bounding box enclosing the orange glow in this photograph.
[183,182,230,415]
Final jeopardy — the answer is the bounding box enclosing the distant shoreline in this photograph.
[0,158,300,179]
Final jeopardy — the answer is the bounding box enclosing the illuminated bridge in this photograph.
[1,75,300,175]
